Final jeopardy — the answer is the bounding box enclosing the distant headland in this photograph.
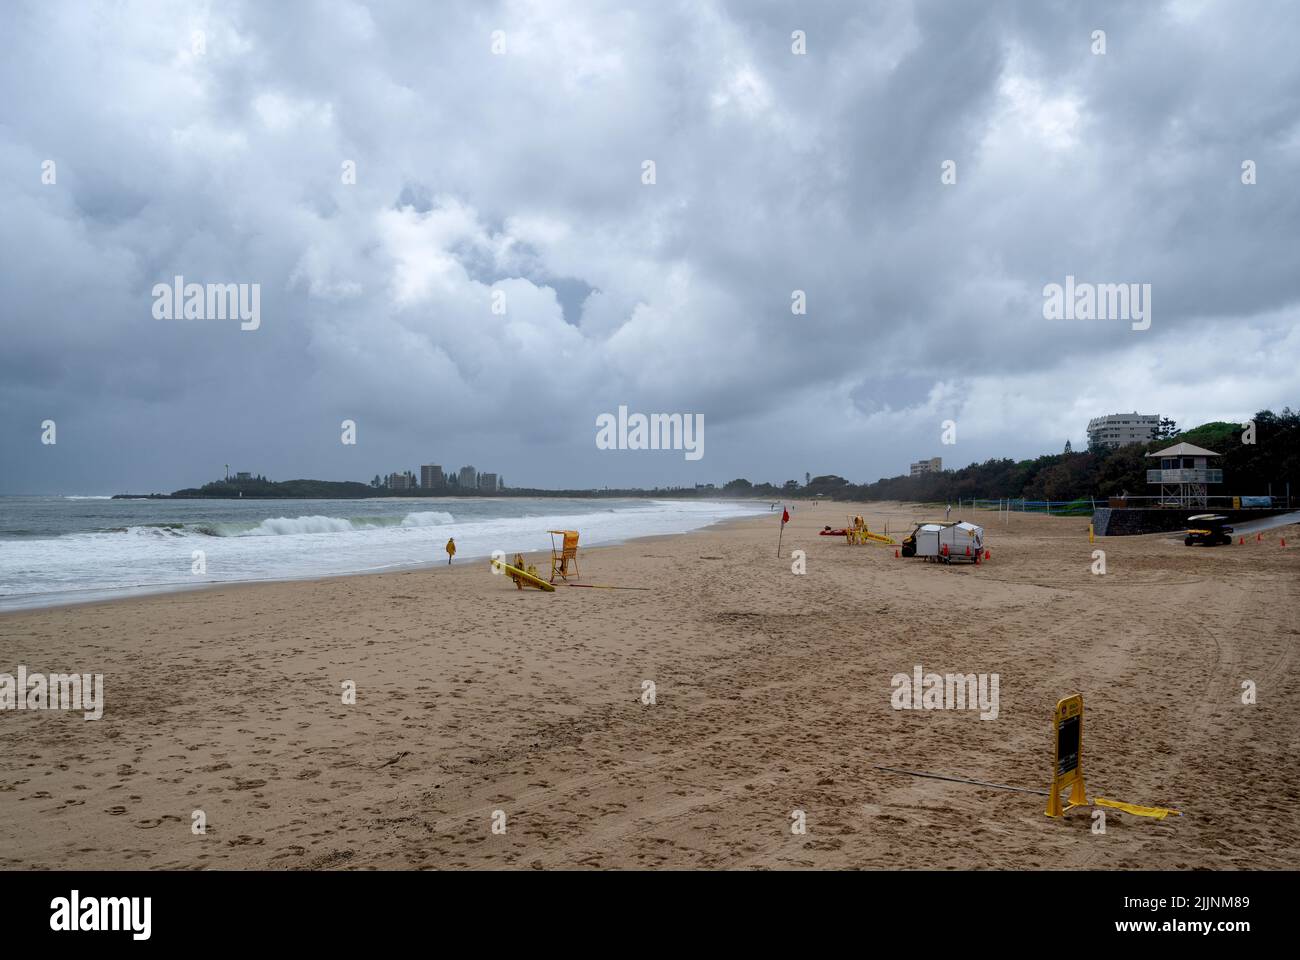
[110,476,754,501]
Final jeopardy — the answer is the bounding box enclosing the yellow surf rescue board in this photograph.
[491,559,556,591]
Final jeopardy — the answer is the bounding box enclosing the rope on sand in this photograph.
[872,764,1050,796]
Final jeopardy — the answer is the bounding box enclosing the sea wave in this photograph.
[398,511,456,528]
[115,523,187,537]
[87,512,458,538]
[0,499,767,610]
[192,511,457,537]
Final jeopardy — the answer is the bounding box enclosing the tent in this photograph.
[911,520,984,562]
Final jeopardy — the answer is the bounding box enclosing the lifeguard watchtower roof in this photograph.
[1145,442,1220,458]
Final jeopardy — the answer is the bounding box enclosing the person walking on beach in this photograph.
[445,537,456,565]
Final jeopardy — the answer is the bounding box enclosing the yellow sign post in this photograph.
[1045,694,1087,817]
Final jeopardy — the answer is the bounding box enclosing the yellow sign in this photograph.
[1045,694,1087,817]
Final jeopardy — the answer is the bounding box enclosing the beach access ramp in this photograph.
[1229,510,1300,535]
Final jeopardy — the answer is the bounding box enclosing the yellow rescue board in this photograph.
[860,531,897,545]
[492,559,556,591]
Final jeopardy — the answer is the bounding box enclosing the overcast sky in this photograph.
[2,0,1298,495]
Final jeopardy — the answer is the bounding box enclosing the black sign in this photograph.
[1056,715,1080,776]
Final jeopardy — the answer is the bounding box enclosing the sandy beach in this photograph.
[1,502,1296,870]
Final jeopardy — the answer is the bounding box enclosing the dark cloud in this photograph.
[1,0,1297,494]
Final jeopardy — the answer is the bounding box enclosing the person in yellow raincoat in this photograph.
[445,537,456,565]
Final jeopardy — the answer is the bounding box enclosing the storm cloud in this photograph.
[2,0,1298,494]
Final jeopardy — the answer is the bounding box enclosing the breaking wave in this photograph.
[214,511,455,537]
[105,512,456,538]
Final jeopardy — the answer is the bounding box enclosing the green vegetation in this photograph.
[846,408,1297,504]
[170,478,378,499]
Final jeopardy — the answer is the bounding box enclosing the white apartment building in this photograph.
[1086,412,1160,449]
[910,457,942,477]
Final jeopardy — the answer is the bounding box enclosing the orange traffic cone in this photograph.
[984,549,991,560]
[1239,536,1244,545]
[894,549,900,558]
[1257,533,1263,542]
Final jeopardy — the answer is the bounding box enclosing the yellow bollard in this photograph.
[1088,524,1094,544]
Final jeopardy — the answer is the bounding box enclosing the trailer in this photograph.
[901,520,984,563]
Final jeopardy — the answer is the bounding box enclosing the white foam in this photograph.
[242,515,368,536]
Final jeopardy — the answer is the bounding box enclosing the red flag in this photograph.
[781,508,790,525]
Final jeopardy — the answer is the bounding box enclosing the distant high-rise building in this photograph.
[458,465,476,489]
[234,471,252,481]
[909,457,942,477]
[477,472,498,493]
[1086,412,1160,449]
[421,464,444,489]
[387,472,412,491]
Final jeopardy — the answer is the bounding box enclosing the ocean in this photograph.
[0,496,769,611]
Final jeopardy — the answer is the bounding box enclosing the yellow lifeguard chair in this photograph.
[548,530,580,583]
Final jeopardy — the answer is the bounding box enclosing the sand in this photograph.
[1,502,1297,870]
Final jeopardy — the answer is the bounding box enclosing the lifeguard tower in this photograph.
[547,530,580,583]
[1145,442,1222,508]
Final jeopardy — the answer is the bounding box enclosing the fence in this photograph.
[963,498,1093,516]
[961,495,1287,516]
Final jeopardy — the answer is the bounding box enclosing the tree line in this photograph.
[726,408,1298,504]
